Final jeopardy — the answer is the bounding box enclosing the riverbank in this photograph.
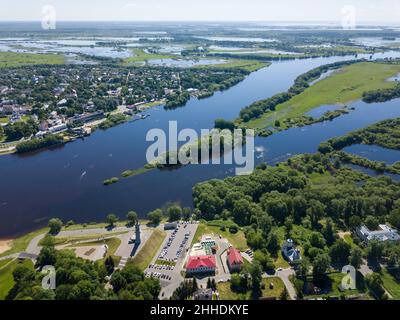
[0,240,11,255]
[2,52,400,238]
[243,61,400,131]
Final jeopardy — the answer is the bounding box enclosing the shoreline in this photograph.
[0,239,12,254]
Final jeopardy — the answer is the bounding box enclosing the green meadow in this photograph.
[246,62,400,129]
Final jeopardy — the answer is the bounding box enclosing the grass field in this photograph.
[200,59,270,72]
[46,231,128,247]
[122,48,172,66]
[129,229,166,271]
[380,268,400,300]
[217,282,247,300]
[0,259,34,300]
[68,237,121,256]
[0,117,8,124]
[302,272,367,299]
[0,259,13,269]
[0,52,64,68]
[261,277,286,298]
[192,222,248,251]
[217,277,285,300]
[246,61,400,130]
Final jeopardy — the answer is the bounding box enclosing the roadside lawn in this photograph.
[0,259,34,300]
[380,267,400,300]
[129,229,166,271]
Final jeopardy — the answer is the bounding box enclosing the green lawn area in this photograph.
[217,277,285,300]
[0,259,34,300]
[61,219,150,231]
[129,229,166,271]
[201,59,270,72]
[68,237,121,256]
[273,251,290,269]
[122,48,173,66]
[302,272,367,299]
[0,259,13,269]
[0,227,49,258]
[0,52,64,68]
[217,282,247,300]
[261,277,286,298]
[47,231,128,247]
[155,259,176,267]
[0,116,8,124]
[246,61,400,129]
[192,222,248,251]
[380,268,400,300]
[343,234,357,248]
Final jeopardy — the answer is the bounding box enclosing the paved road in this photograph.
[27,226,134,256]
[273,268,297,300]
[0,226,135,263]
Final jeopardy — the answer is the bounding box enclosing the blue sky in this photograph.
[1,0,400,23]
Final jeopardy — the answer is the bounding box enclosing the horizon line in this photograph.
[0,20,399,25]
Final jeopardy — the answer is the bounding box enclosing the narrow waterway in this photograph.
[1,51,400,237]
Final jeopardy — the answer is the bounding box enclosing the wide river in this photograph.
[1,52,400,237]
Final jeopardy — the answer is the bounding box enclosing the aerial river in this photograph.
[1,51,400,237]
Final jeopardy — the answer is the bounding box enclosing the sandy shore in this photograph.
[0,239,12,254]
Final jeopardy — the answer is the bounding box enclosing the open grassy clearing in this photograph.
[122,48,173,66]
[199,59,270,72]
[0,259,34,300]
[380,268,400,300]
[45,231,128,247]
[0,52,64,68]
[246,62,400,130]
[217,277,285,300]
[67,237,122,256]
[192,222,248,251]
[0,259,13,269]
[128,229,166,271]
[300,272,367,299]
[0,116,8,124]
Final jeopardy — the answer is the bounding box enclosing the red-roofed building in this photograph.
[227,247,244,272]
[186,255,216,275]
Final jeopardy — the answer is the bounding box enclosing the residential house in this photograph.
[282,239,301,264]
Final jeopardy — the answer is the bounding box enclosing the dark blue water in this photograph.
[1,52,400,237]
[343,144,400,165]
[305,104,343,118]
[346,164,400,182]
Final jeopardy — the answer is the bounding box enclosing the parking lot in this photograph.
[160,222,198,262]
[144,221,198,285]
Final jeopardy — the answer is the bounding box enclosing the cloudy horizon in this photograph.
[1,0,400,24]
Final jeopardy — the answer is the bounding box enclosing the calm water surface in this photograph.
[1,52,400,237]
